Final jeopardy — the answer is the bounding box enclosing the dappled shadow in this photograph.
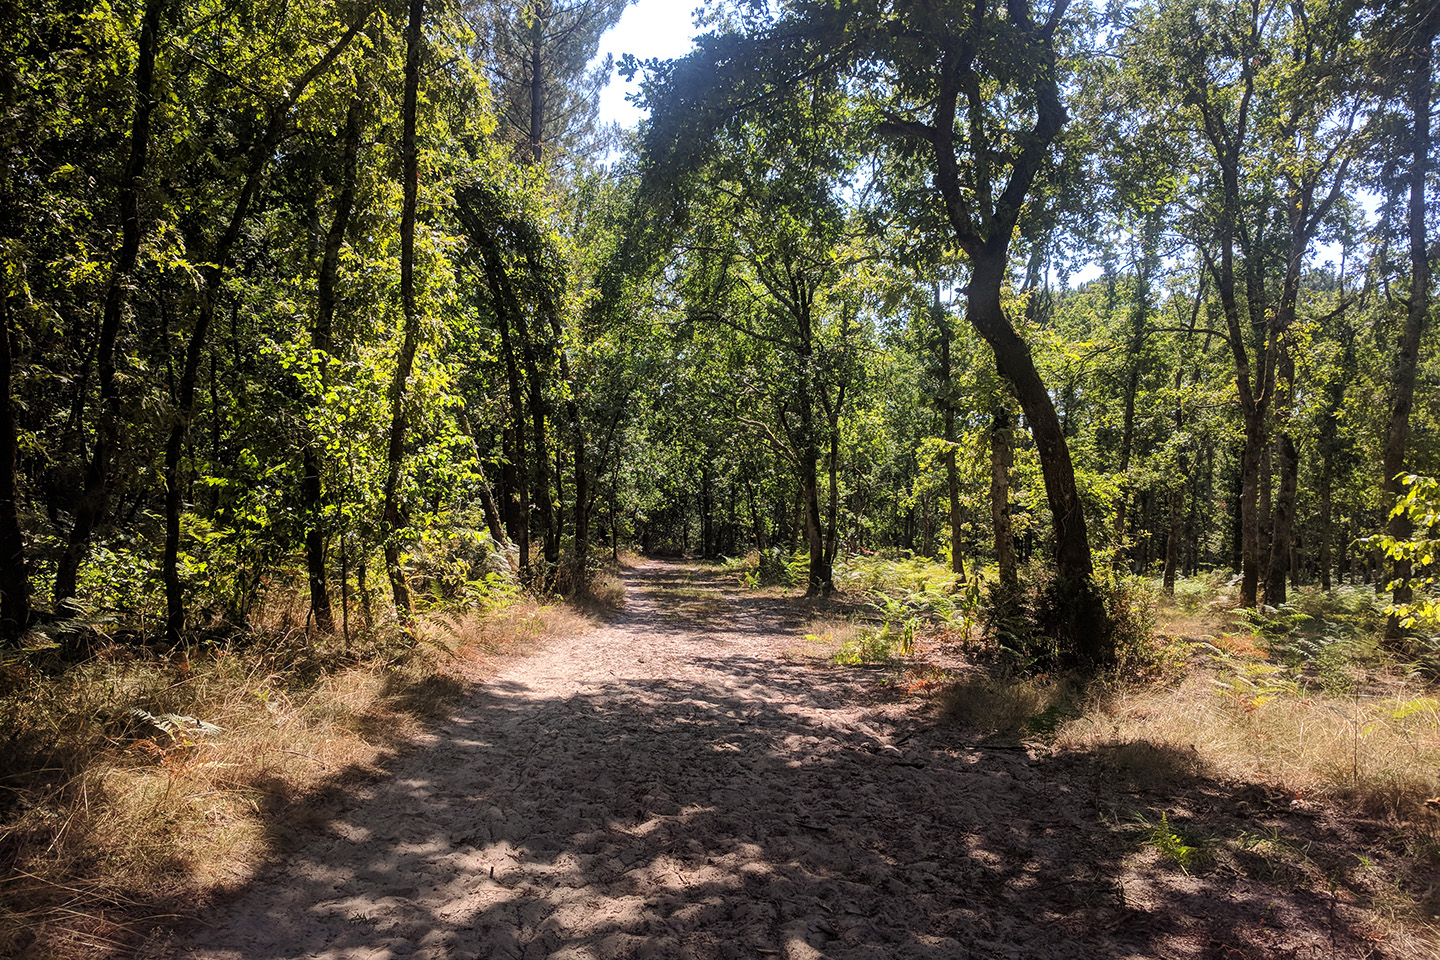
[162,563,1411,960]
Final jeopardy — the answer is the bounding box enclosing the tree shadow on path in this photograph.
[168,563,1413,960]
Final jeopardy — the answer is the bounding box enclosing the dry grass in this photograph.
[1053,665,1440,819]
[0,592,594,960]
[940,674,1081,742]
[936,647,1440,819]
[933,621,1440,944]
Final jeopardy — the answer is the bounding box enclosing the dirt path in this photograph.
[170,563,1398,959]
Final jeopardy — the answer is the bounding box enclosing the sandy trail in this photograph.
[172,563,1390,960]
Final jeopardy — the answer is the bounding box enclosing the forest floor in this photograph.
[151,561,1437,960]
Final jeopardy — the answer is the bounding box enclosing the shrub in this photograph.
[757,547,801,587]
[979,565,1163,676]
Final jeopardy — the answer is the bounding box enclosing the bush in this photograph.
[980,564,1162,676]
[757,547,801,587]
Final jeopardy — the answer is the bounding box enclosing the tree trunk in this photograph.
[969,256,1092,586]
[0,296,29,636]
[523,349,558,567]
[936,289,965,580]
[1237,421,1264,608]
[1265,432,1298,605]
[824,428,839,569]
[970,256,1109,664]
[55,0,165,608]
[528,9,546,165]
[1382,17,1435,639]
[745,477,765,550]
[1114,358,1140,568]
[610,479,619,560]
[990,405,1017,590]
[1318,446,1334,592]
[303,95,363,635]
[458,410,510,552]
[1162,468,1184,597]
[379,0,423,623]
[487,268,530,570]
[802,462,827,594]
[545,305,587,581]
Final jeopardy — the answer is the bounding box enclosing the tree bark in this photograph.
[1265,431,1299,605]
[794,295,831,595]
[508,306,558,568]
[303,95,363,635]
[528,5,546,165]
[486,263,530,570]
[1381,15,1435,639]
[1113,222,1158,570]
[546,304,588,582]
[379,0,423,623]
[0,295,29,636]
[1317,331,1352,591]
[824,429,839,570]
[1162,468,1184,597]
[458,410,510,553]
[936,288,965,580]
[1114,359,1140,568]
[55,0,165,608]
[969,256,1092,588]
[989,404,1017,590]
[877,1,1108,663]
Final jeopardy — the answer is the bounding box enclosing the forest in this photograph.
[0,0,1438,954]
[0,0,1434,664]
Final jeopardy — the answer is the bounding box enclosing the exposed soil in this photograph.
[160,562,1434,959]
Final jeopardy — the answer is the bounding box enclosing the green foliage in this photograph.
[1375,475,1440,630]
[979,566,1156,676]
[758,548,803,587]
[832,623,909,666]
[1137,811,1208,873]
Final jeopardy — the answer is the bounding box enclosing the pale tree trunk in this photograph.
[936,287,965,580]
[969,258,1091,586]
[1265,432,1299,605]
[989,404,1017,590]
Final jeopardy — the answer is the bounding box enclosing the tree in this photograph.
[471,0,634,169]
[380,0,425,623]
[51,0,168,614]
[635,0,1113,661]
[1372,0,1439,638]
[1126,0,1366,607]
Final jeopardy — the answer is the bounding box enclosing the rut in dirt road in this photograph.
[170,564,1383,960]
